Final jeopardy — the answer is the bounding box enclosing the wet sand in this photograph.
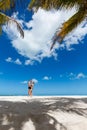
[0,96,87,130]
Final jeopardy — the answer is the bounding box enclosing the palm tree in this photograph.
[29,0,87,50]
[0,0,24,37]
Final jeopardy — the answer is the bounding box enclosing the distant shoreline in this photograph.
[0,95,87,102]
[0,94,87,96]
[0,95,87,96]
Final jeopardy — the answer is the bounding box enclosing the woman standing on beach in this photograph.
[28,80,34,96]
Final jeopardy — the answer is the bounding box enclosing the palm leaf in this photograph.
[29,0,87,50]
[0,12,24,38]
[0,0,15,11]
[50,6,87,50]
[0,0,24,37]
[29,0,83,10]
[0,0,26,11]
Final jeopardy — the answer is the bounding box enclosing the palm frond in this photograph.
[0,26,2,34]
[0,0,14,11]
[0,12,24,38]
[0,0,27,11]
[50,6,87,50]
[29,0,83,10]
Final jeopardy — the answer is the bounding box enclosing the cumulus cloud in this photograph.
[75,73,86,79]
[5,57,22,65]
[21,79,38,84]
[69,72,87,80]
[24,60,34,65]
[32,79,38,83]
[5,57,13,63]
[61,72,87,80]
[43,76,52,80]
[14,59,22,65]
[21,81,28,84]
[3,8,87,64]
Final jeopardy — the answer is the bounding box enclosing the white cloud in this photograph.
[21,79,38,84]
[68,72,76,80]
[3,8,87,64]
[24,60,34,65]
[5,57,13,62]
[21,81,28,84]
[5,57,22,65]
[32,79,38,83]
[43,76,52,80]
[64,72,87,80]
[3,8,75,62]
[14,58,22,65]
[76,73,86,79]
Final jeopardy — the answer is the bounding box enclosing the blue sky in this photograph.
[0,2,87,95]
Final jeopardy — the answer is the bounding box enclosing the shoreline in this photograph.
[0,95,87,102]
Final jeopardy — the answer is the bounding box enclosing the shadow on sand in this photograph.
[0,97,87,130]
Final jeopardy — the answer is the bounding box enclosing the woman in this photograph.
[28,80,34,96]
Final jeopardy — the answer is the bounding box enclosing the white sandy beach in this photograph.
[0,96,87,130]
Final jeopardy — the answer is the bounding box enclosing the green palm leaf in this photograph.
[0,0,15,11]
[0,0,24,38]
[29,0,87,50]
[0,12,24,37]
[50,6,87,50]
[29,0,82,10]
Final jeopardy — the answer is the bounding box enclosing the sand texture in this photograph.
[0,96,87,130]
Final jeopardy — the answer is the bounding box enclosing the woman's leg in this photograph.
[28,89,31,96]
[28,89,32,96]
[30,89,32,96]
